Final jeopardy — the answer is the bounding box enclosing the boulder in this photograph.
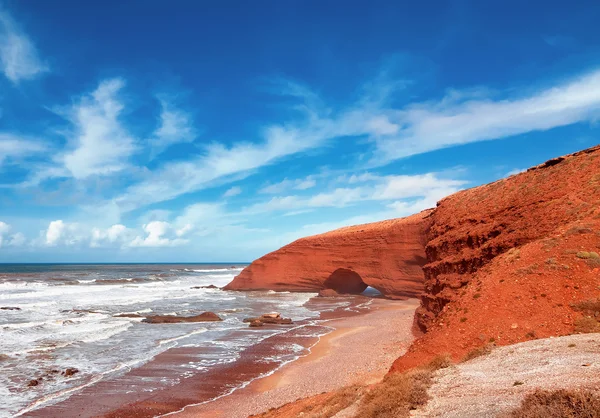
[249,320,264,328]
[62,368,79,377]
[190,285,220,289]
[142,311,223,324]
[318,289,340,297]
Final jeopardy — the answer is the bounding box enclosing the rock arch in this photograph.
[323,268,368,294]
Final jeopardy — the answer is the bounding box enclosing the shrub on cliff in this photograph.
[356,355,451,418]
[509,389,600,418]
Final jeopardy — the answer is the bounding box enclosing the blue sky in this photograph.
[0,0,599,262]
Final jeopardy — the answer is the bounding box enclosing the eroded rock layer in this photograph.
[392,144,600,371]
[224,211,432,299]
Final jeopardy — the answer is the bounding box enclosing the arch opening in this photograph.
[324,268,368,294]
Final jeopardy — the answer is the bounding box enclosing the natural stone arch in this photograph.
[323,268,368,294]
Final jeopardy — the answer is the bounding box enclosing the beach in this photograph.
[169,297,419,418]
[2,263,419,418]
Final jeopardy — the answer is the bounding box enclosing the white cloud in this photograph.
[506,168,526,176]
[248,172,466,213]
[90,224,129,247]
[0,221,10,246]
[149,99,196,157]
[373,70,600,163]
[260,176,317,194]
[58,78,137,179]
[0,222,32,247]
[129,221,188,247]
[0,134,46,167]
[223,186,242,197]
[46,220,66,246]
[8,232,25,247]
[115,123,326,211]
[175,223,193,237]
[0,10,47,82]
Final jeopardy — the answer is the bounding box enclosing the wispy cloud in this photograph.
[57,78,137,179]
[372,70,600,163]
[223,186,242,197]
[260,175,316,194]
[129,221,189,247]
[247,172,467,213]
[114,121,328,211]
[0,133,47,167]
[149,98,196,158]
[0,9,47,82]
[0,221,25,247]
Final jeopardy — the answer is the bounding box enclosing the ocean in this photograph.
[0,264,359,417]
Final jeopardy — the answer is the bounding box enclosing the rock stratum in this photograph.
[224,211,432,299]
[226,144,600,372]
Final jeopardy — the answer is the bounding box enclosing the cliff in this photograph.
[225,145,600,371]
[224,211,432,299]
[392,144,600,370]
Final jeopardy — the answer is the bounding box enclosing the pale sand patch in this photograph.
[412,333,600,418]
[171,298,419,418]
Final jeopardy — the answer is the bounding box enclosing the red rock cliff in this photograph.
[392,144,600,371]
[224,211,432,299]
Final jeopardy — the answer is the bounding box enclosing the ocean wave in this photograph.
[158,328,208,346]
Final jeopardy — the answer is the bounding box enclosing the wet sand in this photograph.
[22,297,418,418]
[170,297,419,418]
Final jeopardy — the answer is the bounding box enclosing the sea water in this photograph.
[0,264,344,417]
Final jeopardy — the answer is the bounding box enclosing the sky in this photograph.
[0,0,599,262]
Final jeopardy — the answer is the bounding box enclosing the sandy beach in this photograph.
[170,297,419,418]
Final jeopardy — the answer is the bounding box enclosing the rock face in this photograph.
[243,312,293,326]
[392,144,600,371]
[141,312,223,324]
[224,211,432,299]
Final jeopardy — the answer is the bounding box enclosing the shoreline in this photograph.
[20,296,418,418]
[170,297,419,418]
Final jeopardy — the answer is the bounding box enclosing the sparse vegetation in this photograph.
[505,248,521,262]
[462,344,494,362]
[576,251,600,259]
[564,226,594,236]
[473,293,481,299]
[508,389,600,418]
[568,343,576,348]
[573,317,600,334]
[516,263,539,275]
[355,355,451,418]
[571,299,600,315]
[513,381,524,386]
[253,385,363,418]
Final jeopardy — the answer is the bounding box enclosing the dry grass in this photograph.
[462,344,494,362]
[355,355,452,418]
[252,385,363,418]
[571,299,600,316]
[574,317,600,333]
[508,389,600,418]
[576,251,600,259]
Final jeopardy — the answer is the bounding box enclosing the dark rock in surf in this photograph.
[0,306,21,310]
[190,285,220,289]
[244,312,293,327]
[62,368,79,377]
[142,311,223,324]
[318,289,341,297]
